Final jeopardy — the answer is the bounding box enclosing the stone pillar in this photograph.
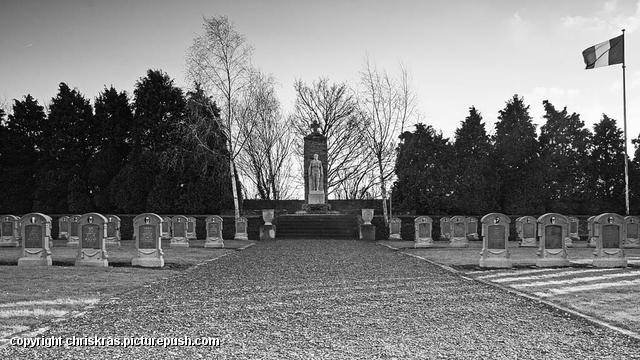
[304,131,328,204]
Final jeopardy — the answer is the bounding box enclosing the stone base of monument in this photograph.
[67,237,79,247]
[301,203,332,213]
[308,190,325,205]
[479,256,512,269]
[234,232,248,241]
[624,238,640,248]
[105,239,121,247]
[0,238,19,247]
[414,238,434,248]
[170,238,189,248]
[565,237,573,248]
[466,233,479,241]
[359,224,376,241]
[520,237,537,247]
[75,250,108,267]
[205,238,224,248]
[259,225,276,241]
[449,237,469,248]
[587,237,597,247]
[132,250,164,268]
[535,256,570,268]
[593,252,628,268]
[18,250,52,267]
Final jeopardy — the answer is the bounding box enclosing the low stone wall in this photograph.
[242,199,386,214]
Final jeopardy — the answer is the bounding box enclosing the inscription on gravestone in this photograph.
[2,222,12,236]
[628,223,638,239]
[162,222,169,233]
[570,221,578,233]
[487,225,505,249]
[25,225,42,248]
[70,222,79,236]
[441,222,450,234]
[545,225,563,249]
[237,220,247,233]
[82,224,100,249]
[208,222,219,236]
[139,225,156,249]
[174,222,186,237]
[602,225,620,248]
[107,222,116,237]
[468,221,478,234]
[453,223,465,237]
[188,221,194,233]
[418,223,431,238]
[523,223,535,238]
[60,221,68,232]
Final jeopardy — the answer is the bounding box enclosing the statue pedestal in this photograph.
[308,190,325,204]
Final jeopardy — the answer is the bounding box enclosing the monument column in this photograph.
[304,121,328,204]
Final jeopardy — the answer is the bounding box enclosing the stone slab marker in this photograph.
[518,216,537,247]
[536,213,569,267]
[187,217,197,240]
[359,209,376,241]
[75,213,108,267]
[57,215,70,241]
[205,215,224,248]
[414,216,434,248]
[479,213,512,268]
[18,213,52,266]
[67,214,81,247]
[161,216,172,240]
[234,217,249,240]
[566,216,579,247]
[105,215,121,247]
[388,217,402,240]
[439,217,451,240]
[593,213,627,268]
[623,216,640,248]
[259,209,276,241]
[0,215,20,247]
[132,213,164,268]
[587,216,597,248]
[466,217,479,241]
[449,216,468,248]
[170,215,189,247]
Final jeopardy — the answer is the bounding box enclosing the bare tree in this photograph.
[290,77,376,199]
[185,16,255,224]
[235,69,298,200]
[357,57,417,224]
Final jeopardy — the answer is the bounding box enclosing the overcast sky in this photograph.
[1,0,639,148]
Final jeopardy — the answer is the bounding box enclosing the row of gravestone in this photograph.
[410,213,633,269]
[0,213,231,268]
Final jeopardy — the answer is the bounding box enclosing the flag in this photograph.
[582,34,624,69]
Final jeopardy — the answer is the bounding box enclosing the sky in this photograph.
[1,0,639,150]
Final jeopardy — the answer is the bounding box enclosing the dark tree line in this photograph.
[0,69,233,215]
[394,94,637,216]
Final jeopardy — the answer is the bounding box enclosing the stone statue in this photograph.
[308,154,323,192]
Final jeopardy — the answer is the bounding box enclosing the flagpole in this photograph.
[622,29,629,215]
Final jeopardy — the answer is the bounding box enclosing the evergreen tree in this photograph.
[452,107,498,214]
[591,115,626,213]
[492,95,543,214]
[393,123,455,214]
[539,100,594,214]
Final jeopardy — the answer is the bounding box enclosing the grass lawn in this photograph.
[0,239,253,340]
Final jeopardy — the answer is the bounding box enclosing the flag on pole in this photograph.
[582,34,624,69]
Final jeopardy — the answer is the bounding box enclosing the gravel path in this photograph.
[2,239,640,359]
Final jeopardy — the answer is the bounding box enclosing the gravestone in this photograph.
[303,122,328,206]
[0,215,20,247]
[57,215,70,241]
[587,216,597,247]
[566,216,579,247]
[105,215,121,247]
[449,216,468,247]
[18,213,52,266]
[75,213,108,267]
[234,217,249,240]
[593,213,627,268]
[388,217,402,241]
[205,215,224,248]
[518,216,538,247]
[536,213,570,267]
[439,217,451,240]
[466,217,479,241]
[260,209,276,241]
[479,213,512,268]
[67,214,81,247]
[359,209,376,241]
[161,216,172,240]
[170,215,189,247]
[187,217,197,240]
[132,213,164,267]
[414,216,434,248]
[623,216,640,248]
